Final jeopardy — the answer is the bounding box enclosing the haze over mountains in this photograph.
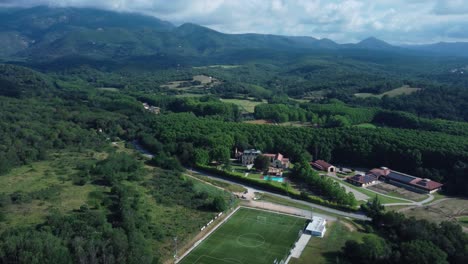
[1,6,468,63]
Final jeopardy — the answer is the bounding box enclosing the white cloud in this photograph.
[1,0,468,44]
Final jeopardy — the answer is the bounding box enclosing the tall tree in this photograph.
[254,155,271,171]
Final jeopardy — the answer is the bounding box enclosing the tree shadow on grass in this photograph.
[322,251,348,264]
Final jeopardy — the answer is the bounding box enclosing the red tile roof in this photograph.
[369,168,391,178]
[412,178,443,190]
[312,160,334,170]
[370,167,443,191]
[276,153,284,161]
[348,174,377,184]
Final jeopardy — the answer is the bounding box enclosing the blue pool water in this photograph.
[263,176,284,183]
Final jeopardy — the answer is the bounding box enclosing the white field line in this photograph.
[240,204,309,219]
[175,206,241,263]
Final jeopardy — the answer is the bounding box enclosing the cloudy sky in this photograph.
[1,0,468,44]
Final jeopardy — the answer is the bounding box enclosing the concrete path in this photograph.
[289,234,312,259]
[190,168,371,221]
[327,174,369,201]
[336,181,369,201]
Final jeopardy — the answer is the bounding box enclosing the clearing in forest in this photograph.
[221,98,265,113]
[354,85,422,98]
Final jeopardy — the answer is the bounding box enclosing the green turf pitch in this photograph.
[179,207,306,264]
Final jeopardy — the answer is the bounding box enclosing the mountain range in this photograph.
[1,6,468,63]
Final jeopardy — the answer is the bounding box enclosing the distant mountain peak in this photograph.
[357,37,394,49]
[359,37,388,44]
[176,23,220,35]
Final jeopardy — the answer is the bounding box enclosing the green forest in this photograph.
[0,7,467,263]
[1,45,468,261]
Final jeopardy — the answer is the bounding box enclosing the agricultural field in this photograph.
[193,65,241,69]
[354,123,377,129]
[243,120,312,127]
[221,98,265,113]
[244,119,274,125]
[179,207,306,264]
[402,198,468,227]
[354,85,422,98]
[161,75,221,90]
[96,87,120,92]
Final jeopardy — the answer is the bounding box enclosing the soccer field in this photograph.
[179,207,306,264]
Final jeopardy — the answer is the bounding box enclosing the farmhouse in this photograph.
[311,160,336,173]
[241,149,262,166]
[305,216,327,238]
[369,167,443,193]
[347,173,378,187]
[263,153,290,169]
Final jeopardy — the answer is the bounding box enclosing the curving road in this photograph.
[130,141,370,221]
[188,168,370,221]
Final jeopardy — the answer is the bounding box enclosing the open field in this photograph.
[97,87,120,92]
[179,207,305,264]
[161,75,220,90]
[175,93,206,98]
[0,151,109,228]
[0,144,235,261]
[354,85,422,98]
[402,198,468,226]
[244,119,274,125]
[289,221,371,264]
[193,65,241,69]
[243,119,312,127]
[354,123,377,129]
[221,98,265,113]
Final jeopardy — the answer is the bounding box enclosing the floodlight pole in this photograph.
[174,236,178,261]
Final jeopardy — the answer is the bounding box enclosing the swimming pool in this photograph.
[262,176,284,183]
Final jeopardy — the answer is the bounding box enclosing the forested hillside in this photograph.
[0,6,468,264]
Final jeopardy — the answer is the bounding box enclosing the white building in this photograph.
[305,216,327,238]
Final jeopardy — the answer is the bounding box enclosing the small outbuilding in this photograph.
[305,216,327,238]
[311,160,336,173]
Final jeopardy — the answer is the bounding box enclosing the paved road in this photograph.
[130,143,369,221]
[329,177,369,201]
[189,168,370,221]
